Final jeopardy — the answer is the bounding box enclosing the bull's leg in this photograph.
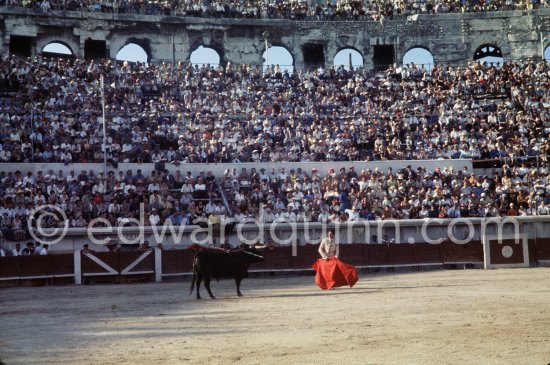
[236,276,243,297]
[195,272,202,300]
[203,274,216,299]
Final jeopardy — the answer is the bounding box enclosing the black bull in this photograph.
[189,248,264,299]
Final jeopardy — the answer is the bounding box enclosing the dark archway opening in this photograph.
[302,44,325,70]
[10,36,33,58]
[373,45,394,71]
[85,39,107,60]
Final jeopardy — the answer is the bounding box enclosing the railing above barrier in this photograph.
[0,160,473,177]
[13,215,550,249]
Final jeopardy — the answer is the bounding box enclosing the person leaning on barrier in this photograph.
[136,241,151,252]
[106,243,120,253]
[381,234,395,245]
[11,243,22,256]
[81,244,96,254]
[40,244,49,256]
[22,242,35,256]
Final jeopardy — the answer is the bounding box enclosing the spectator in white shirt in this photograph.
[11,243,22,256]
[214,202,226,215]
[205,201,216,214]
[149,209,161,225]
[60,149,72,164]
[40,244,49,255]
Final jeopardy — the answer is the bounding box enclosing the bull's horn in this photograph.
[243,250,264,259]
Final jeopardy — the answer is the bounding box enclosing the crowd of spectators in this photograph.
[223,163,549,223]
[3,0,550,21]
[0,161,548,238]
[0,241,48,255]
[0,167,226,230]
[0,52,548,236]
[0,55,549,166]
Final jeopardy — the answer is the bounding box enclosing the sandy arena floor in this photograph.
[1,268,550,365]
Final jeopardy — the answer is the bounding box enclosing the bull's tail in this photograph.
[189,254,197,296]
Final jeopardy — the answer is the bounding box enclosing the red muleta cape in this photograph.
[312,257,358,290]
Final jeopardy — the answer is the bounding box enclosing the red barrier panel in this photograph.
[0,255,74,281]
[365,244,390,266]
[292,245,318,270]
[441,240,484,263]
[388,244,416,265]
[489,239,525,265]
[0,257,20,278]
[413,243,443,264]
[527,239,537,265]
[48,254,74,276]
[162,250,195,274]
[286,247,299,270]
[535,237,550,261]
[341,244,366,266]
[255,246,292,270]
[19,256,52,278]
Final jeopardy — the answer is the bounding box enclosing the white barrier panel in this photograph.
[482,233,530,269]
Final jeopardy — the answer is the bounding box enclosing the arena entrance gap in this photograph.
[9,36,33,58]
[302,44,325,70]
[373,45,395,71]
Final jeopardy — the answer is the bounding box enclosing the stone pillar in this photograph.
[223,36,264,66]
[293,50,305,72]
[324,41,338,69]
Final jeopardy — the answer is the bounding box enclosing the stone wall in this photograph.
[1,8,549,68]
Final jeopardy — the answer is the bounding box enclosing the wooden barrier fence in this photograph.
[1,237,549,286]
